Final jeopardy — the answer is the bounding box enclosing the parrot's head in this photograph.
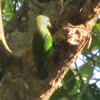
[36,15,51,27]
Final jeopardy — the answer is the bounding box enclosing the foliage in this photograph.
[2,0,24,25]
[1,0,100,100]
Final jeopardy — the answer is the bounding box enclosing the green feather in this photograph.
[32,15,53,79]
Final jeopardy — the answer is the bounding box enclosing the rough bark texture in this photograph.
[0,0,100,100]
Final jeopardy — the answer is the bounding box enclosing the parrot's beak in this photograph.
[48,21,52,27]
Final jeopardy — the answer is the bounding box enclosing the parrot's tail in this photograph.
[37,66,48,80]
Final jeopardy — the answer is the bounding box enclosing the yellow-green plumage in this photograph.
[32,15,53,79]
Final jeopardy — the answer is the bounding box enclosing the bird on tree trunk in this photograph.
[32,15,53,79]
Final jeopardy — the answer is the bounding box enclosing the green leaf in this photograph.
[1,0,5,10]
[70,79,80,95]
[88,83,100,100]
[2,0,24,22]
[90,36,100,51]
[94,56,100,68]
[62,69,76,92]
[50,88,65,100]
[95,18,100,33]
[79,64,93,77]
[78,84,96,100]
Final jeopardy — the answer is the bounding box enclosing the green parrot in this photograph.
[32,15,53,79]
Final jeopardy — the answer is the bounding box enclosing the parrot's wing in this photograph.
[44,34,53,52]
[43,34,53,61]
